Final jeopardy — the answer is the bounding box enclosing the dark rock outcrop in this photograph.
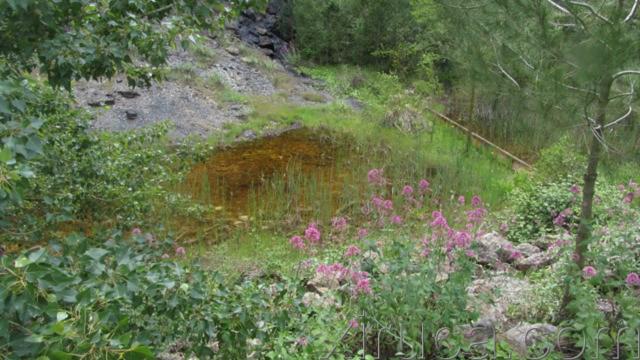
[230,1,292,61]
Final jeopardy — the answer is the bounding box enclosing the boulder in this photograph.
[514,243,542,257]
[125,110,138,120]
[117,90,140,99]
[474,232,514,268]
[514,249,559,271]
[258,36,273,48]
[225,46,240,56]
[467,274,533,331]
[502,323,557,356]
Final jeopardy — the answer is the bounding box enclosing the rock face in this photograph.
[231,1,292,61]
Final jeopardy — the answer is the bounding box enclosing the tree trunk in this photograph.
[574,77,612,268]
[559,77,612,319]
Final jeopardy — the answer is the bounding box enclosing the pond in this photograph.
[178,128,370,241]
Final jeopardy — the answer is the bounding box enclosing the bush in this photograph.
[0,231,324,359]
[506,177,627,243]
[2,86,184,242]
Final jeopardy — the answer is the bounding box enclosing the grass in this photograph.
[301,92,326,102]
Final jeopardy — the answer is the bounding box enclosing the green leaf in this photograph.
[15,256,32,268]
[48,350,72,360]
[0,147,11,163]
[85,248,109,260]
[125,345,154,359]
[25,334,45,343]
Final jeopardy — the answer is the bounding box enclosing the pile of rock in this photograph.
[226,1,291,61]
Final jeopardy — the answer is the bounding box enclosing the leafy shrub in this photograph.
[506,177,626,243]
[0,231,323,359]
[2,86,185,241]
[534,137,586,182]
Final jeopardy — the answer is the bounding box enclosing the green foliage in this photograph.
[0,0,263,216]
[290,0,443,76]
[506,177,625,243]
[1,85,183,241]
[534,137,587,182]
[355,238,476,358]
[0,231,325,359]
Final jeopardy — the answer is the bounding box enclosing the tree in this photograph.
[441,0,640,313]
[0,0,262,210]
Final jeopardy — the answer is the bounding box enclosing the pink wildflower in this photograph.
[466,207,487,223]
[509,251,523,260]
[466,250,476,258]
[623,193,634,204]
[295,336,308,347]
[458,195,466,205]
[355,278,372,295]
[391,215,403,225]
[131,228,142,236]
[349,319,360,329]
[402,185,414,197]
[345,245,361,257]
[305,223,321,243]
[175,247,186,256]
[582,266,597,279]
[371,196,384,208]
[430,211,449,228]
[367,168,385,186]
[290,235,305,250]
[453,231,472,248]
[471,195,482,207]
[317,263,349,280]
[419,179,430,192]
[357,228,368,239]
[570,184,581,194]
[332,217,348,232]
[421,247,431,257]
[382,199,393,211]
[626,272,640,287]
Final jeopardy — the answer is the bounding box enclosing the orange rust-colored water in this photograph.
[181,128,360,218]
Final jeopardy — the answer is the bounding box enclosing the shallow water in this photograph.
[182,128,360,219]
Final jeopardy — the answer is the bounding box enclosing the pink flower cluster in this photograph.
[570,184,581,195]
[620,180,639,204]
[419,179,430,193]
[332,217,348,232]
[289,223,322,251]
[582,266,597,279]
[553,208,573,227]
[367,168,386,186]
[344,245,361,257]
[402,185,414,197]
[626,272,640,287]
[290,235,305,250]
[422,196,488,257]
[316,263,372,295]
[305,223,321,243]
